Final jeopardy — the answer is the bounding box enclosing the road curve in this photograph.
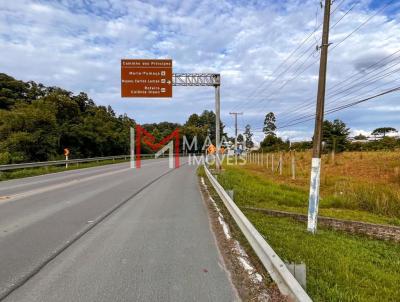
[0,159,238,301]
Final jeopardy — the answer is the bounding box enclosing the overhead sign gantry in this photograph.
[121,59,222,170]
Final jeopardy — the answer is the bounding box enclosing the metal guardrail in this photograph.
[0,154,145,171]
[0,153,193,171]
[204,165,312,302]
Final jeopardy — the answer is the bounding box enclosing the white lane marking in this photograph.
[0,168,131,203]
[0,159,170,203]
[0,163,129,191]
[0,159,168,192]
[0,176,135,238]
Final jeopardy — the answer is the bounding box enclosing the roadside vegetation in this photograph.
[218,150,400,225]
[202,164,400,301]
[209,113,400,301]
[245,211,400,302]
[0,73,224,165]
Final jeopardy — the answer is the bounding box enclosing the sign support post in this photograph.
[214,74,221,172]
[122,65,222,163]
[63,148,70,169]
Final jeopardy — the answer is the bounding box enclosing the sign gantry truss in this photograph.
[172,73,220,87]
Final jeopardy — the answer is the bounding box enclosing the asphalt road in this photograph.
[0,158,238,301]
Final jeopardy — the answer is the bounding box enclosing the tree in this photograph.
[244,124,254,149]
[263,112,276,136]
[322,119,350,152]
[0,73,136,162]
[354,134,367,140]
[371,127,397,137]
[0,73,232,162]
[183,111,225,151]
[260,135,289,152]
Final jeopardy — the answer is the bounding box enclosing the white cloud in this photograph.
[0,0,399,140]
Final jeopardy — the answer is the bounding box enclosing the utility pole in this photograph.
[307,0,331,233]
[229,112,243,153]
[214,74,221,171]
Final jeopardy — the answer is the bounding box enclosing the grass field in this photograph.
[218,150,400,225]
[245,211,400,302]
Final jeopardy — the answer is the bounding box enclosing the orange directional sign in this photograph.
[121,59,173,98]
[63,148,70,156]
[207,144,216,154]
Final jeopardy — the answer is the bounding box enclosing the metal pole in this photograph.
[130,126,135,169]
[230,112,243,153]
[307,0,331,233]
[215,75,221,171]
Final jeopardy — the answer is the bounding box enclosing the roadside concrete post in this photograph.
[261,150,264,166]
[308,0,331,233]
[292,151,296,180]
[272,154,274,172]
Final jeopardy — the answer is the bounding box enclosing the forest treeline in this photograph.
[0,73,224,164]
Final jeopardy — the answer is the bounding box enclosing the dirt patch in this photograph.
[198,175,286,302]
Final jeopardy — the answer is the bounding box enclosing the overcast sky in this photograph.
[1,0,399,142]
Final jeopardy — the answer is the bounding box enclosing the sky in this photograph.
[1,0,400,142]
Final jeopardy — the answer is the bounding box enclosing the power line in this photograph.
[277,57,400,124]
[251,81,400,132]
[258,0,395,114]
[229,1,331,112]
[278,76,400,128]
[277,85,400,129]
[233,0,396,132]
[330,1,358,29]
[276,49,400,121]
[331,0,394,51]
[231,40,320,112]
[231,0,355,113]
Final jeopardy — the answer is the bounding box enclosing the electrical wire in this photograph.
[277,85,400,129]
[276,49,400,120]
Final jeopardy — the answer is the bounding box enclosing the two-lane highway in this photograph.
[0,158,238,301]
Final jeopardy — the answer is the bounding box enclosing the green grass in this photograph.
[240,150,400,220]
[217,165,400,226]
[245,211,400,302]
[200,165,400,301]
[0,158,129,181]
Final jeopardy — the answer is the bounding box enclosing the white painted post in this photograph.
[65,155,69,169]
[272,154,274,172]
[292,151,296,180]
[307,158,321,233]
